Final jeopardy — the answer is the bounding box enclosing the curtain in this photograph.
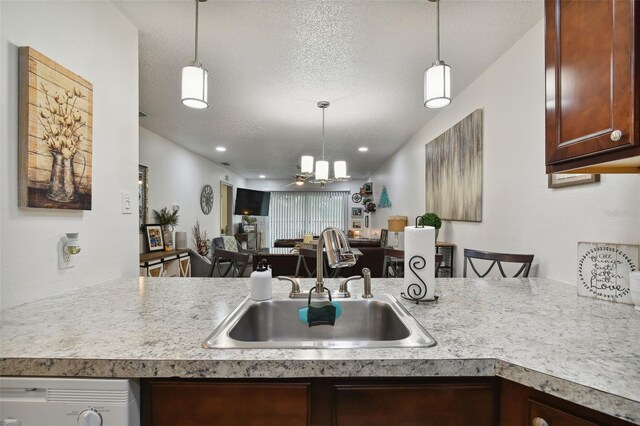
[268,191,349,244]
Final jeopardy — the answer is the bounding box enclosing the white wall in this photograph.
[368,20,640,283]
[139,127,246,250]
[1,1,139,309]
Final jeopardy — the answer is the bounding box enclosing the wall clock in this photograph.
[351,193,363,203]
[200,184,214,214]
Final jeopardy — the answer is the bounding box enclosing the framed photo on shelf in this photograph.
[145,224,165,252]
[352,220,363,230]
[363,182,373,195]
[351,207,363,217]
[548,173,600,189]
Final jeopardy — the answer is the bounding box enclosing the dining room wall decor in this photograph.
[18,47,93,210]
[425,109,482,222]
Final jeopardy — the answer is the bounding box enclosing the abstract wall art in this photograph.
[425,109,482,222]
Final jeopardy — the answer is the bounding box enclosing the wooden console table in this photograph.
[140,249,191,277]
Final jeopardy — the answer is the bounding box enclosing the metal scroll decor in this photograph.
[401,255,436,304]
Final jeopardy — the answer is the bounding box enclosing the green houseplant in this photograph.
[419,212,442,241]
[153,207,180,250]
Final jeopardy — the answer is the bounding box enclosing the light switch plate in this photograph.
[121,191,132,214]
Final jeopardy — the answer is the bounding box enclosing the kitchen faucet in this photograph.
[314,227,356,294]
[278,227,358,298]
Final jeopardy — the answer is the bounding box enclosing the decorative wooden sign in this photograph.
[577,242,639,304]
[18,47,93,210]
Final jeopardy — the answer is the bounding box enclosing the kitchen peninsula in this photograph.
[1,277,639,425]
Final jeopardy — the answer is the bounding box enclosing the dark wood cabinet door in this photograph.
[143,381,310,426]
[529,400,599,426]
[499,379,635,426]
[545,0,638,169]
[334,383,496,426]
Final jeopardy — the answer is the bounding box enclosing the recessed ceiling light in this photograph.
[259,175,266,179]
[216,146,226,152]
[358,147,369,152]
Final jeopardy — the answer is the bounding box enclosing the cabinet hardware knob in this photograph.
[532,417,549,426]
[610,130,623,142]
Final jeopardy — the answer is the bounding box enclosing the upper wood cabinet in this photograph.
[545,0,640,173]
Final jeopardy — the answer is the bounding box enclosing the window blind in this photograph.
[268,191,349,244]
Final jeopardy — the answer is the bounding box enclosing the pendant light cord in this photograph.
[194,0,199,63]
[436,0,441,61]
[322,107,325,161]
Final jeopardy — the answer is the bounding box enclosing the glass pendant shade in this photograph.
[424,61,451,109]
[181,65,209,109]
[301,155,314,174]
[315,160,329,181]
[334,161,347,179]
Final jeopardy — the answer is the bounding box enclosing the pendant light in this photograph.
[300,101,350,186]
[181,0,209,109]
[424,0,451,109]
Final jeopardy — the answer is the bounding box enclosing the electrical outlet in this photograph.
[58,238,74,269]
[121,191,132,214]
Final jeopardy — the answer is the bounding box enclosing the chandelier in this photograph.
[299,101,349,187]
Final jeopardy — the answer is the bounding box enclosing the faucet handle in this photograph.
[277,276,301,298]
[338,275,362,298]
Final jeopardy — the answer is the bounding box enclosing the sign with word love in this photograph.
[577,242,639,304]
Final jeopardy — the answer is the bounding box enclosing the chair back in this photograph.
[212,248,249,277]
[435,253,443,276]
[380,229,389,248]
[463,249,534,278]
[295,248,319,278]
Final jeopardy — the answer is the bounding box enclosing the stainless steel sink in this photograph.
[203,293,436,349]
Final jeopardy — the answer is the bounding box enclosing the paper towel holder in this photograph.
[400,217,439,304]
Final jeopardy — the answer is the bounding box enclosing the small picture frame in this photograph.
[352,220,363,229]
[363,182,373,195]
[351,207,363,217]
[365,215,369,228]
[548,173,600,189]
[145,224,165,252]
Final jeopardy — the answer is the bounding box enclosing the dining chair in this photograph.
[295,248,318,278]
[379,229,389,248]
[211,236,252,277]
[463,249,534,278]
[212,248,250,277]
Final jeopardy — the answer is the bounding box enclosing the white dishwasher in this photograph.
[0,377,140,426]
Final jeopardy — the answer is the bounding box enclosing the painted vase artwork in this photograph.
[19,47,93,210]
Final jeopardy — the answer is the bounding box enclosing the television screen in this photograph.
[234,188,271,216]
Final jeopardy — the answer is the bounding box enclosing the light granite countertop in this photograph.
[1,277,639,423]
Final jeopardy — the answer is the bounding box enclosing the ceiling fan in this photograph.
[281,165,310,188]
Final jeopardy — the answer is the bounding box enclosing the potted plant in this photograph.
[153,207,179,250]
[242,215,257,233]
[419,212,442,241]
[192,220,210,257]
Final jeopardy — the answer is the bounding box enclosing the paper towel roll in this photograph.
[175,231,188,249]
[403,226,436,301]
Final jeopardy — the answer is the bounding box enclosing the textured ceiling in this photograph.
[115,0,542,180]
